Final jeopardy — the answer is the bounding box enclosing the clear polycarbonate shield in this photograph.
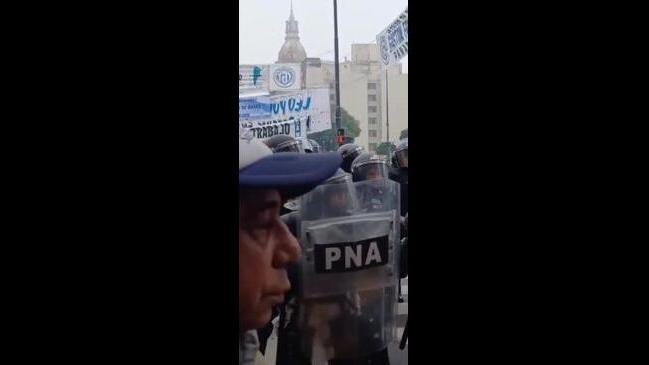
[296,179,401,361]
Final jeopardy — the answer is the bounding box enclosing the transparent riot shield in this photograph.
[296,179,401,361]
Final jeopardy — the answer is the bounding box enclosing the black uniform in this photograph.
[389,139,408,217]
[389,167,408,217]
[263,170,394,365]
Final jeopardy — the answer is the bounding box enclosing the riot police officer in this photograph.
[389,139,408,217]
[354,152,406,305]
[296,137,314,153]
[308,138,321,153]
[390,138,408,170]
[265,134,304,153]
[274,168,354,365]
[351,153,390,182]
[351,153,392,214]
[296,169,400,365]
[338,143,364,174]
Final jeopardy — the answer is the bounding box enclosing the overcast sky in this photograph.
[239,0,408,73]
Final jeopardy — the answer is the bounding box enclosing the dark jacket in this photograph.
[389,168,408,216]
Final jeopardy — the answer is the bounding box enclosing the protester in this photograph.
[239,132,341,364]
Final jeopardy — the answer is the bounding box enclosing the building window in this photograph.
[369,117,377,125]
[369,143,377,151]
[368,106,377,113]
[368,94,377,101]
[368,83,377,90]
[369,130,377,137]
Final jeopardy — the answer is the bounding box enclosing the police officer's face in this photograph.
[366,167,382,181]
[239,188,301,332]
[398,150,408,168]
[328,189,349,210]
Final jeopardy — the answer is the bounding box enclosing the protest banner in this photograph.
[376,7,408,66]
[239,88,331,139]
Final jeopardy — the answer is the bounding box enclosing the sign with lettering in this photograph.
[314,235,389,273]
[239,88,332,137]
[270,63,302,91]
[376,7,408,66]
[239,64,269,93]
[240,116,308,140]
[239,97,271,120]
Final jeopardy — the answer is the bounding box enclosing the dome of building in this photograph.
[278,2,307,63]
[278,40,307,63]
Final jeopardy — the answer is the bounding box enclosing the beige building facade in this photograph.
[304,44,407,153]
[276,7,408,153]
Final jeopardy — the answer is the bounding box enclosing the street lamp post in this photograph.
[333,0,343,145]
[385,68,390,144]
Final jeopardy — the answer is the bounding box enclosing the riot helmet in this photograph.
[351,153,390,182]
[265,135,303,153]
[308,139,321,153]
[296,137,314,153]
[322,169,356,216]
[300,169,357,221]
[338,143,364,173]
[391,138,408,169]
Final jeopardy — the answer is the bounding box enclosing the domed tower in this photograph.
[277,1,307,63]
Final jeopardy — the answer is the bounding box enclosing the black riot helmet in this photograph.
[300,168,357,220]
[264,135,303,153]
[337,143,364,173]
[295,137,314,153]
[308,139,321,153]
[351,153,390,182]
[391,138,408,169]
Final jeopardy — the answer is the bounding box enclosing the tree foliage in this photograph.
[308,108,361,152]
[376,142,396,156]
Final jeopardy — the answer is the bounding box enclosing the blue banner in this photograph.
[239,99,271,120]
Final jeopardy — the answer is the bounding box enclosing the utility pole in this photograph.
[385,68,390,143]
[333,0,343,145]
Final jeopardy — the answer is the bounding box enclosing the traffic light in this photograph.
[336,128,345,145]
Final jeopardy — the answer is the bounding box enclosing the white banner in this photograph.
[269,63,302,91]
[239,65,269,93]
[376,7,408,66]
[239,88,332,139]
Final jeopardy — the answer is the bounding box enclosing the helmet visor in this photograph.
[296,139,313,153]
[309,140,321,153]
[343,146,363,159]
[396,149,408,168]
[354,162,390,181]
